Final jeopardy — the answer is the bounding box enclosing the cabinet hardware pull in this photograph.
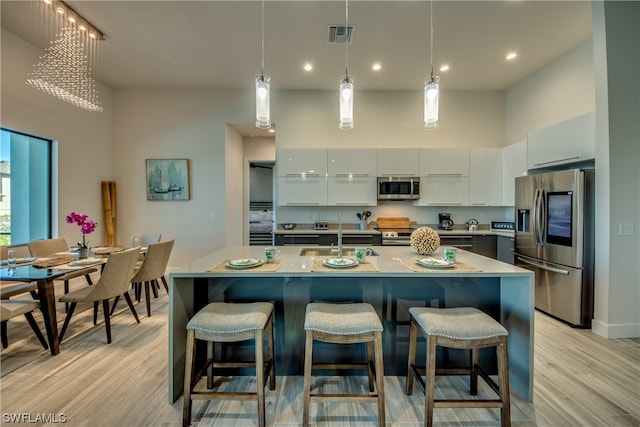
[533,156,580,167]
[335,173,369,177]
[285,203,319,205]
[285,173,321,177]
[427,173,463,176]
[440,236,472,240]
[380,174,416,177]
[427,203,462,205]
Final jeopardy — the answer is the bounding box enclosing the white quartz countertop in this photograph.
[171,245,530,278]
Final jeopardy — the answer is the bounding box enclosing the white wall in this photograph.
[1,29,113,247]
[591,1,640,339]
[276,90,505,149]
[505,40,596,144]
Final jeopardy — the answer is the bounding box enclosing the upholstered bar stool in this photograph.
[406,307,511,427]
[303,302,385,427]
[182,302,275,427]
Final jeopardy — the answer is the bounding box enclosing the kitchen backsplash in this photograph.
[275,205,514,228]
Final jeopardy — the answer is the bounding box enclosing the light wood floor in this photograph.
[1,282,638,426]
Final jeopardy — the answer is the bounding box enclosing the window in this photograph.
[0,128,52,245]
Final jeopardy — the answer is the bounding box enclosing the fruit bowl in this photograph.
[280,223,297,230]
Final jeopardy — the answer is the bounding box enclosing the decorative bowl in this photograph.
[281,223,297,230]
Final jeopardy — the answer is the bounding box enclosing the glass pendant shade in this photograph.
[339,76,354,130]
[423,76,440,130]
[255,74,271,129]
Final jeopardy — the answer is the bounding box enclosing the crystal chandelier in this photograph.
[26,0,103,112]
[255,0,271,129]
[339,0,354,130]
[424,0,440,129]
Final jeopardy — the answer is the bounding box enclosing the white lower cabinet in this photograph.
[277,176,327,206]
[327,177,377,206]
[416,175,470,206]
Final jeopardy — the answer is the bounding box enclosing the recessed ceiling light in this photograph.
[506,52,518,60]
[56,7,65,14]
[440,64,450,72]
[268,128,275,133]
[372,63,382,71]
[304,63,313,71]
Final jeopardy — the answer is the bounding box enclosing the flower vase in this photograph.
[77,247,90,259]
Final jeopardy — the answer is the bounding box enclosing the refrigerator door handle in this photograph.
[516,256,570,275]
[534,189,543,245]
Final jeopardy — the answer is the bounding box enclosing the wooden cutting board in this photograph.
[371,217,416,229]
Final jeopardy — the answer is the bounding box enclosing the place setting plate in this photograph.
[415,257,455,269]
[68,258,103,267]
[322,258,359,269]
[0,257,37,266]
[225,258,264,269]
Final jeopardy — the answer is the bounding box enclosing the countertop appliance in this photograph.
[438,213,454,230]
[314,220,329,230]
[515,168,594,327]
[373,217,417,245]
[377,176,420,200]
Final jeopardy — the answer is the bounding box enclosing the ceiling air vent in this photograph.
[327,25,355,44]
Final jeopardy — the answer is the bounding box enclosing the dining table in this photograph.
[0,253,108,355]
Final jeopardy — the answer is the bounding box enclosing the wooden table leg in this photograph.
[37,278,60,355]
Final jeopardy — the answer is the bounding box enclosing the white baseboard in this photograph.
[591,319,640,338]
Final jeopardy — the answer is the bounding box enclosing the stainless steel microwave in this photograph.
[377,176,420,200]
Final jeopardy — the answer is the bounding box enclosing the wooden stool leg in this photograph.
[470,347,479,395]
[182,330,195,427]
[255,329,266,427]
[406,317,418,395]
[267,315,276,390]
[302,331,313,427]
[374,332,386,427]
[426,336,437,427]
[498,337,511,427]
[367,341,375,392]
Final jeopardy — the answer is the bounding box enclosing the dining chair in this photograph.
[58,247,141,344]
[112,240,174,318]
[28,238,98,312]
[1,299,49,350]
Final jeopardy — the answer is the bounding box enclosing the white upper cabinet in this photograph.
[277,148,327,176]
[527,112,595,169]
[327,177,377,206]
[469,148,503,206]
[502,140,527,206]
[328,149,377,176]
[419,148,470,176]
[377,149,420,176]
[277,176,327,206]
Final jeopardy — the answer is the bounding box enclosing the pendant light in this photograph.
[255,0,271,129]
[339,0,354,130]
[424,0,439,130]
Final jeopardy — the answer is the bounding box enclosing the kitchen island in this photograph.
[168,246,533,403]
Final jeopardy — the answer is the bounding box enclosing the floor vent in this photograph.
[327,25,355,44]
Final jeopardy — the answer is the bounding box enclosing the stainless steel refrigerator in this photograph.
[515,168,595,327]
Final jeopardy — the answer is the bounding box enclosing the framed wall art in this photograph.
[146,159,190,201]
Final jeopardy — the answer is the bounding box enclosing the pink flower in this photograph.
[67,212,97,248]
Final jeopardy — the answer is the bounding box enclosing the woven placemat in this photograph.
[398,258,482,273]
[311,259,380,272]
[32,255,77,268]
[93,246,124,255]
[208,259,282,272]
